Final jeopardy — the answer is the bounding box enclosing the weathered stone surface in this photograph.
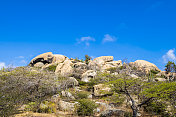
[55,59,73,76]
[95,102,112,110]
[94,84,112,96]
[34,62,44,68]
[58,100,77,111]
[88,56,113,70]
[100,109,125,117]
[106,60,122,67]
[94,56,114,62]
[29,52,54,66]
[68,77,79,86]
[155,78,167,82]
[129,60,160,73]
[73,62,87,72]
[130,74,139,78]
[52,54,67,63]
[81,70,97,82]
[61,91,75,100]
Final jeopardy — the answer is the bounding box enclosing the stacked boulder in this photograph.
[88,56,122,71]
[29,52,162,80]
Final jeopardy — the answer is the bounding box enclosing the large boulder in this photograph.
[94,84,112,96]
[29,52,54,66]
[81,70,97,82]
[52,54,67,63]
[55,59,73,76]
[89,56,113,70]
[129,60,160,73]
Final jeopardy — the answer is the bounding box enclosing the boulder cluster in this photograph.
[29,52,172,83]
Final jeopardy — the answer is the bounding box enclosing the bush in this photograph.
[144,100,169,116]
[47,65,57,72]
[75,99,98,116]
[38,101,56,113]
[76,91,89,99]
[109,94,125,106]
[85,55,91,65]
[0,67,69,116]
[25,102,38,112]
[106,67,117,73]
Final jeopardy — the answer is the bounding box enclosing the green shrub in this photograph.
[47,65,57,72]
[75,99,98,116]
[109,94,125,106]
[76,91,89,99]
[77,79,87,86]
[150,70,160,74]
[0,67,68,116]
[144,100,169,116]
[38,101,56,113]
[85,55,91,65]
[25,102,38,112]
[124,111,133,117]
[106,67,117,73]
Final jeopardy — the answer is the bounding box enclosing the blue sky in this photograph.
[0,0,176,70]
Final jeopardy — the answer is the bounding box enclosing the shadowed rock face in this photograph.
[29,52,68,67]
[29,52,54,66]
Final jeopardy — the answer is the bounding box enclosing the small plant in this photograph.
[38,101,56,113]
[47,65,57,72]
[106,67,117,73]
[109,94,125,106]
[144,100,168,116]
[85,55,91,65]
[25,102,38,112]
[76,91,89,99]
[75,99,98,116]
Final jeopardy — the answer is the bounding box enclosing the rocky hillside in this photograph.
[0,52,176,117]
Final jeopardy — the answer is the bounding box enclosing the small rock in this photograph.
[155,78,166,82]
[58,100,77,111]
[34,62,44,68]
[100,109,125,117]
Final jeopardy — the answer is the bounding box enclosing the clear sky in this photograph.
[0,0,176,70]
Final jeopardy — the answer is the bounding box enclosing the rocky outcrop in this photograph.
[94,84,112,96]
[81,70,97,82]
[129,60,160,73]
[29,52,68,69]
[55,59,73,76]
